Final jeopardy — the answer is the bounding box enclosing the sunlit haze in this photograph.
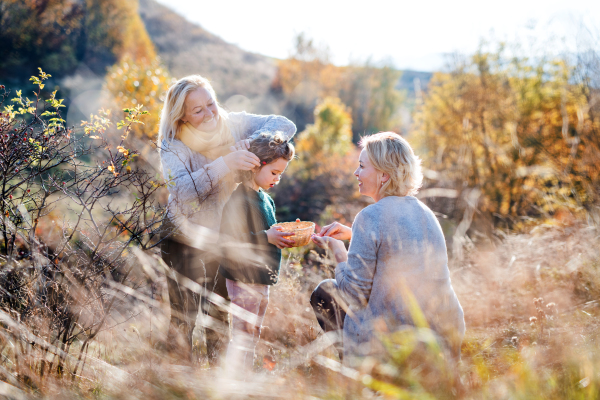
[155,0,600,71]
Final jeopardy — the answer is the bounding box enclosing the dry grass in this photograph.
[1,219,600,399]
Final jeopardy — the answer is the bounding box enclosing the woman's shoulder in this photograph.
[377,196,439,225]
[361,196,416,213]
[359,196,428,220]
[225,110,246,120]
[353,202,384,227]
[378,195,423,209]
[225,111,253,127]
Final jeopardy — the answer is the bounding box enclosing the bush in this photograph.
[412,45,600,230]
[273,97,367,225]
[104,56,173,142]
[0,69,166,381]
[0,0,156,80]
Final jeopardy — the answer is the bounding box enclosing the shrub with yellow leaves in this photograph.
[104,56,173,142]
[412,45,600,229]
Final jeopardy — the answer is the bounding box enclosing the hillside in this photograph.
[138,0,431,115]
[138,0,277,101]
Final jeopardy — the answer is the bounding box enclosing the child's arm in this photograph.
[257,197,294,249]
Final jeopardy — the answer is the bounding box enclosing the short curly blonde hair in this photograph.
[359,132,423,197]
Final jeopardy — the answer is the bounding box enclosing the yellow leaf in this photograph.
[117,146,129,156]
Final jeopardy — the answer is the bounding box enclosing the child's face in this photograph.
[254,157,289,191]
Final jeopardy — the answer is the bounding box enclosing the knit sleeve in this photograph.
[160,140,231,205]
[228,111,297,141]
[335,208,380,308]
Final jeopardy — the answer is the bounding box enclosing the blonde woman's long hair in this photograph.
[359,132,423,198]
[157,75,226,150]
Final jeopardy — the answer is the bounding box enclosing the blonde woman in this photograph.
[158,75,296,365]
[311,132,465,365]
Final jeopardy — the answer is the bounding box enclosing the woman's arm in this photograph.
[160,140,230,204]
[334,210,379,307]
[229,112,297,141]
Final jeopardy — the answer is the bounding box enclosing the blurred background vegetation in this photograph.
[4,0,598,237]
[2,0,600,398]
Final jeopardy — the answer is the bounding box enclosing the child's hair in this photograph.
[237,132,295,183]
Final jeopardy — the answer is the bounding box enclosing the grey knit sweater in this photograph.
[336,196,465,360]
[159,112,296,243]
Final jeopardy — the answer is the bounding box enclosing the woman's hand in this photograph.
[266,226,295,249]
[318,221,352,241]
[230,139,250,152]
[223,150,260,171]
[311,235,348,263]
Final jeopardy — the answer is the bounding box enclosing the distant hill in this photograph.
[138,0,277,101]
[138,0,431,115]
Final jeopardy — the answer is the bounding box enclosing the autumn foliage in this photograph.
[273,34,403,140]
[104,56,173,141]
[412,47,600,228]
[0,0,155,79]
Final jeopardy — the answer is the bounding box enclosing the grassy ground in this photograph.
[2,221,600,399]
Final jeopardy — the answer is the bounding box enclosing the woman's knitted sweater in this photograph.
[159,112,296,244]
[336,196,465,361]
[219,184,281,285]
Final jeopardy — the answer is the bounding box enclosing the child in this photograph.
[219,132,295,372]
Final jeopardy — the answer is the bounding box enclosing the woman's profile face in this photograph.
[182,87,219,132]
[354,149,381,200]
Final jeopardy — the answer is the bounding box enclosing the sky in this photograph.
[155,0,600,71]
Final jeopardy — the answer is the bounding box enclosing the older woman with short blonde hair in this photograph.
[311,132,465,365]
[158,75,296,365]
